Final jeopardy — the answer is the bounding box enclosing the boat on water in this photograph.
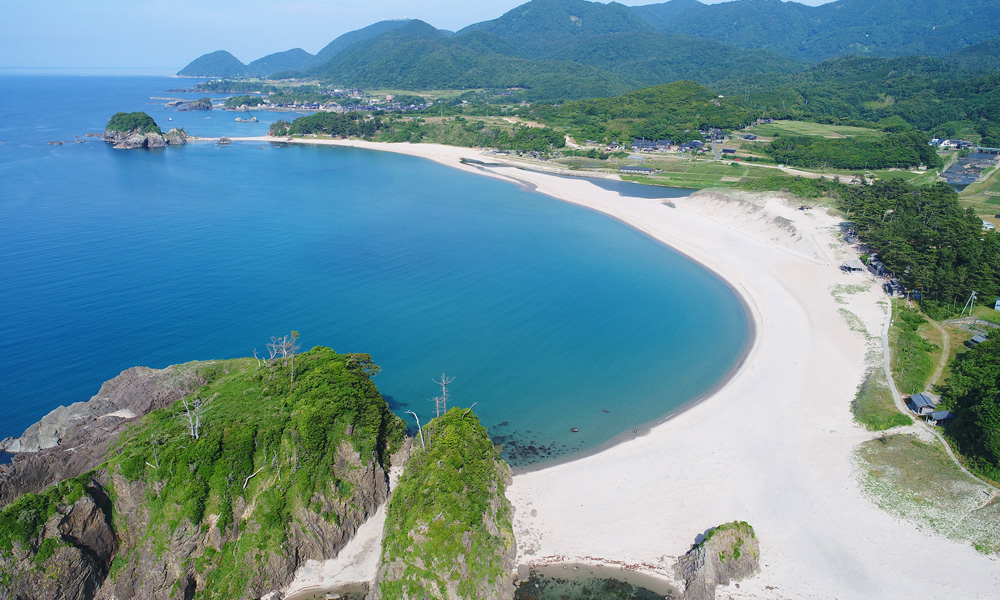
[235,111,258,123]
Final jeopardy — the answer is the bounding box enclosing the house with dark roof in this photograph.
[721,148,736,155]
[907,392,941,415]
[632,139,657,151]
[620,166,656,175]
[927,410,953,426]
[967,334,988,348]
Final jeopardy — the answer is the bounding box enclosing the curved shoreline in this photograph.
[241,137,1000,599]
[484,165,758,476]
[230,135,758,472]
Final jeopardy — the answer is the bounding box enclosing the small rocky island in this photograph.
[103,111,187,149]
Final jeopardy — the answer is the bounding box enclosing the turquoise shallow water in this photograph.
[0,76,749,466]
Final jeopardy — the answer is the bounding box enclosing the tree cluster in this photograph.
[764,131,943,170]
[529,81,755,144]
[105,111,162,135]
[841,180,1000,311]
[223,95,265,108]
[941,333,1000,481]
[270,112,385,138]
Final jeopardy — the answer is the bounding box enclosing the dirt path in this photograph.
[881,310,998,493]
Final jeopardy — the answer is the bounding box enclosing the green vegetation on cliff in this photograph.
[375,407,514,600]
[105,347,405,597]
[0,473,94,556]
[105,112,162,135]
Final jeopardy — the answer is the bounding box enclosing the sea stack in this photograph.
[103,112,186,149]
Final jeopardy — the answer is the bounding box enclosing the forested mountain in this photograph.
[308,19,413,67]
[305,20,634,99]
[714,52,1000,144]
[178,19,417,79]
[246,48,313,78]
[635,0,1000,62]
[550,30,802,86]
[458,0,655,57]
[178,50,249,78]
[178,0,999,102]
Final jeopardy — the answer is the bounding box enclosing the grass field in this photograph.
[856,434,1000,555]
[889,302,938,396]
[368,88,472,100]
[744,120,881,139]
[618,160,776,189]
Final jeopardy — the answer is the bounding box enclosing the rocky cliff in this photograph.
[369,407,516,600]
[0,348,406,600]
[674,521,760,600]
[0,364,207,507]
[102,111,186,149]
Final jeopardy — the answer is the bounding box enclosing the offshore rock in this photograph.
[164,128,187,145]
[102,112,184,150]
[145,132,166,148]
[674,521,760,600]
[109,132,148,149]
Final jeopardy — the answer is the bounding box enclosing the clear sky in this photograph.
[1,0,835,73]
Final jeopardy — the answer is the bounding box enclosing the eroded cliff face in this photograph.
[98,442,391,600]
[674,521,760,600]
[1,477,116,600]
[0,349,406,600]
[102,128,187,149]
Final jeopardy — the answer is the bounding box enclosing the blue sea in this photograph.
[0,75,750,466]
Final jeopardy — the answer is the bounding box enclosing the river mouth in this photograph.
[515,563,680,599]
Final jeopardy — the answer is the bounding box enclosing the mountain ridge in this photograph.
[177,0,1000,102]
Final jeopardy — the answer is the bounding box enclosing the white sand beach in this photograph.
[250,137,1000,599]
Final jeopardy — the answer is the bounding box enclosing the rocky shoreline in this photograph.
[2,360,762,600]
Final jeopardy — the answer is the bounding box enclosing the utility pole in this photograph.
[962,291,978,317]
